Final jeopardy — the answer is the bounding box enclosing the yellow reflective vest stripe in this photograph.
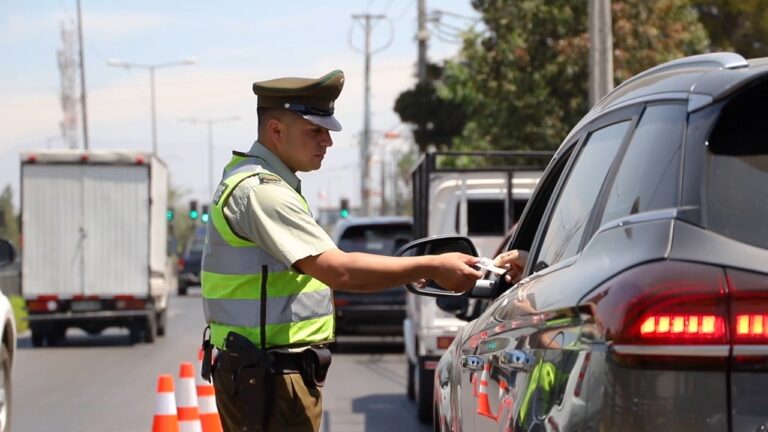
[201,155,334,349]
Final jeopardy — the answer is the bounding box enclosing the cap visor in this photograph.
[303,114,342,132]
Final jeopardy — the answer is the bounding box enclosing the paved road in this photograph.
[12,289,430,431]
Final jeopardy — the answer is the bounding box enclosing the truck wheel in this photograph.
[47,327,66,346]
[406,359,415,400]
[144,315,157,343]
[416,363,434,424]
[156,309,167,337]
[129,325,142,344]
[30,330,45,348]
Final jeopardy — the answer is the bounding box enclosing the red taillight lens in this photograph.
[638,314,726,340]
[728,268,768,344]
[588,261,729,346]
[437,336,454,349]
[177,257,185,271]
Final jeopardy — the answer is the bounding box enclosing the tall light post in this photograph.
[179,116,241,196]
[107,58,197,155]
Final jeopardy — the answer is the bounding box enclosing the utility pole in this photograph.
[179,117,240,197]
[588,0,614,106]
[179,116,240,196]
[76,0,89,150]
[58,20,79,149]
[351,13,388,216]
[417,0,428,83]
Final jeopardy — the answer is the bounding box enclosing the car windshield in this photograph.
[706,79,768,250]
[337,223,412,255]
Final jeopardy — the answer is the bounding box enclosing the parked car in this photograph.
[398,52,768,431]
[177,226,206,296]
[0,239,17,432]
[331,216,413,337]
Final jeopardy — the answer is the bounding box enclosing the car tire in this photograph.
[406,359,415,400]
[416,363,433,424]
[178,283,188,296]
[0,343,10,432]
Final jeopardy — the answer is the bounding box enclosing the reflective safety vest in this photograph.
[201,154,335,350]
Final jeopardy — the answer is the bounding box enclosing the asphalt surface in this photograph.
[12,288,431,431]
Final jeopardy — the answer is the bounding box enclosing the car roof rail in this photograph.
[617,52,749,90]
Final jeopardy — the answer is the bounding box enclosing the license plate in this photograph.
[71,300,100,312]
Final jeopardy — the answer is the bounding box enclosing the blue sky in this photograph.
[0,0,478,214]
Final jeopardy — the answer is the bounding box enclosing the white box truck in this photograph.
[20,149,172,346]
[405,150,551,422]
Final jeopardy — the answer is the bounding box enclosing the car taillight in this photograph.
[583,261,737,368]
[177,257,185,271]
[727,268,768,369]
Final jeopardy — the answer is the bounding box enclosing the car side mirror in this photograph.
[0,239,15,267]
[394,235,499,299]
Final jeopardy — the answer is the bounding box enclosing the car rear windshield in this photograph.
[337,223,413,255]
[706,79,768,249]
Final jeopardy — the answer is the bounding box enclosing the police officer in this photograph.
[200,70,484,432]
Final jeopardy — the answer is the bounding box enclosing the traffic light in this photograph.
[339,198,350,218]
[201,204,210,223]
[166,208,174,221]
[189,200,199,220]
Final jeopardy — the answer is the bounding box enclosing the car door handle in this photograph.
[499,349,534,372]
[461,355,485,371]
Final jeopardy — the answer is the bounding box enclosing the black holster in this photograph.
[299,346,332,388]
[219,331,275,432]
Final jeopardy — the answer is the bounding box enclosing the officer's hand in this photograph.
[493,250,529,285]
[431,253,483,293]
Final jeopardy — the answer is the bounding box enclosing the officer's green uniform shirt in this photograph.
[223,141,336,267]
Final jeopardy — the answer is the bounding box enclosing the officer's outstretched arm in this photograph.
[294,249,482,294]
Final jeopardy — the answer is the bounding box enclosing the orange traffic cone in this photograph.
[152,374,181,432]
[177,362,203,432]
[197,348,223,432]
[476,362,496,420]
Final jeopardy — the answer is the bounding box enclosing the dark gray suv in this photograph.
[399,52,768,431]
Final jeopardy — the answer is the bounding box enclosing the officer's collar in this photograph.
[246,141,301,192]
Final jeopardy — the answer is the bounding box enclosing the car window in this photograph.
[337,223,413,255]
[462,199,506,236]
[599,104,684,227]
[706,80,768,249]
[535,121,631,270]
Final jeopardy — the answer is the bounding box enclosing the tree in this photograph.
[393,64,467,152]
[0,185,19,247]
[692,0,768,58]
[437,0,708,152]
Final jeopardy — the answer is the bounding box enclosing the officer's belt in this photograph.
[217,349,303,375]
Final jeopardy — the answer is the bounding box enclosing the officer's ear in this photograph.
[265,117,286,144]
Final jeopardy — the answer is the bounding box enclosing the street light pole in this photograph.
[107,58,197,155]
[179,116,240,196]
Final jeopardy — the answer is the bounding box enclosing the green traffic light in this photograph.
[201,213,209,223]
[166,209,174,221]
[189,210,199,220]
[340,209,349,218]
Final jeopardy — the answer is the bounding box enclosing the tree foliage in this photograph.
[0,185,19,247]
[395,1,709,153]
[393,65,467,152]
[692,0,768,58]
[438,0,708,152]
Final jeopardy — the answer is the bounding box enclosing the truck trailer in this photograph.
[20,149,173,346]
